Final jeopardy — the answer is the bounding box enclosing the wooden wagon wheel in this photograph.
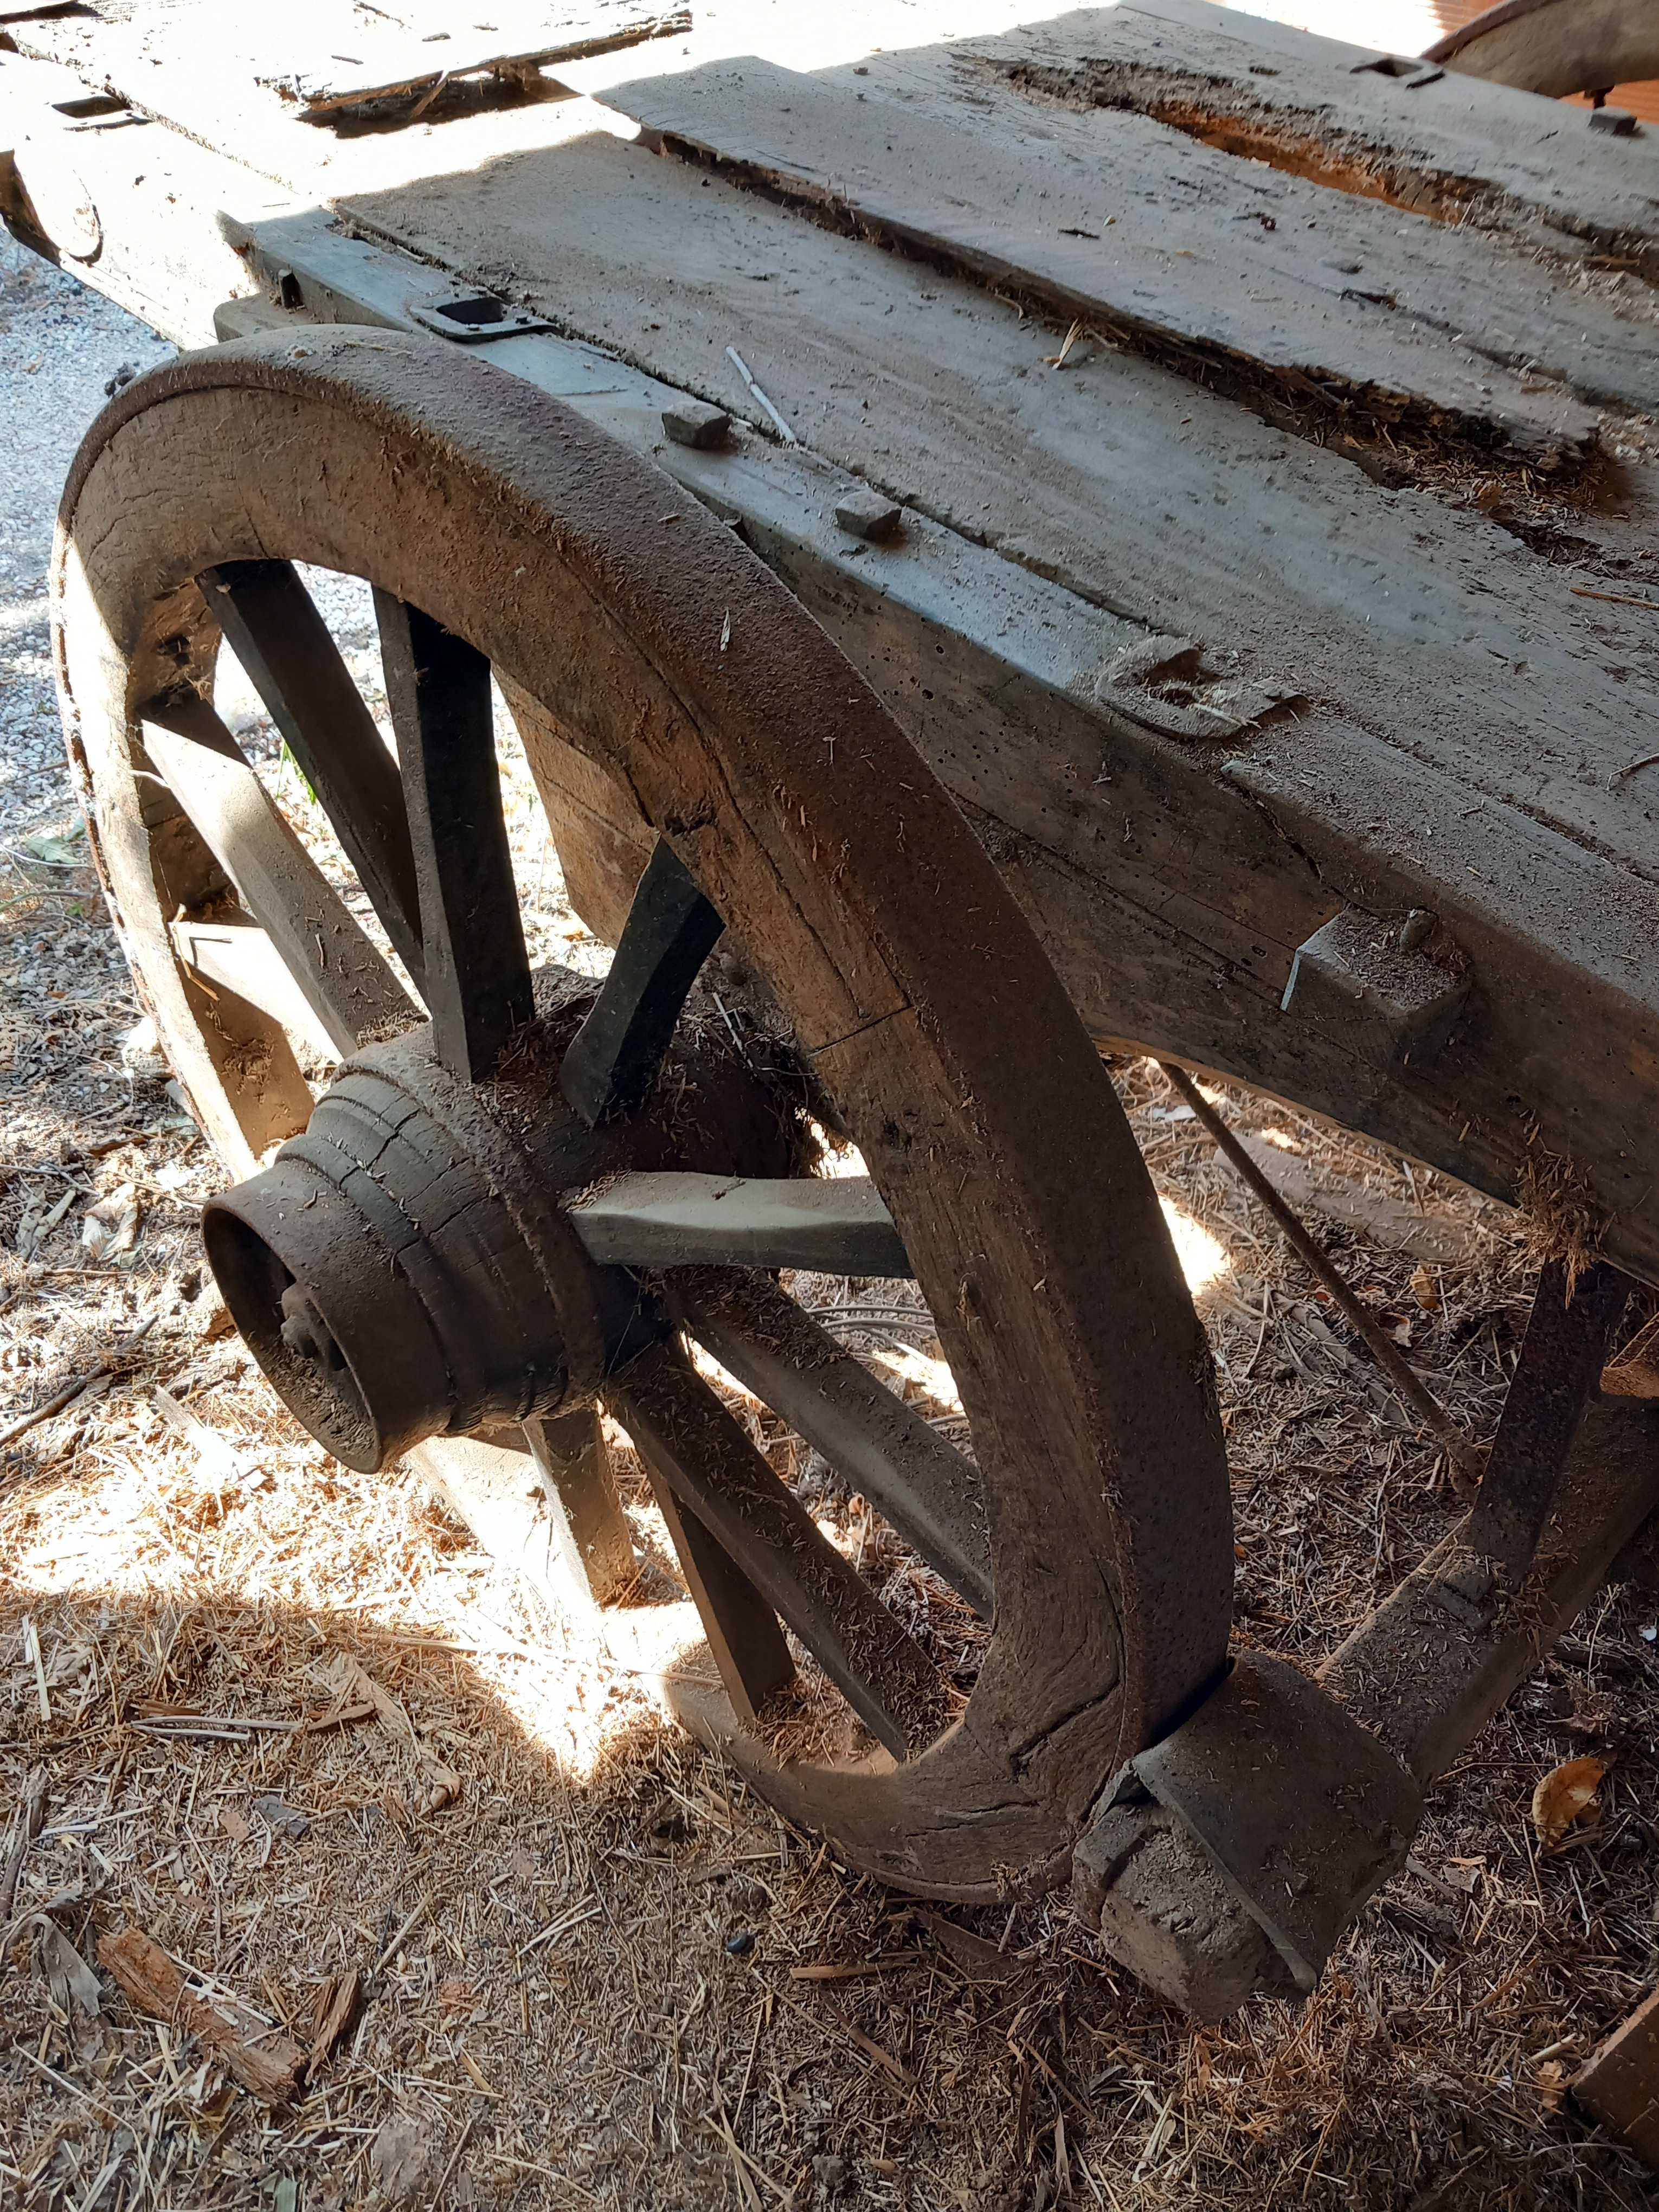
[53,329,1232,1899]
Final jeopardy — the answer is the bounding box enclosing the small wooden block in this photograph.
[1281,905,1469,1071]
[661,398,731,449]
[1574,1985,1659,2169]
[833,487,903,543]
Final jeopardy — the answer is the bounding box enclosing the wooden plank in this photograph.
[522,1405,639,1609]
[568,1172,911,1276]
[592,46,1643,445]
[375,589,533,1080]
[140,700,419,1055]
[334,129,1659,868]
[170,914,342,1063]
[644,1470,796,1727]
[0,54,287,344]
[1031,1,1659,271]
[204,564,427,989]
[667,1268,993,1615]
[559,834,724,1126]
[608,1341,954,1758]
[4,3,657,198]
[256,0,692,115]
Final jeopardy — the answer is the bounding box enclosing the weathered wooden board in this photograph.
[2,0,667,196]
[336,125,1659,866]
[10,0,690,119]
[1074,0,1659,265]
[593,43,1656,445]
[252,0,691,115]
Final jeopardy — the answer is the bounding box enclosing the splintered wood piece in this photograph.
[568,1172,911,1277]
[560,835,723,1126]
[608,1340,954,1758]
[376,589,534,1081]
[523,1403,638,1609]
[1574,1984,1659,2170]
[140,698,416,1054]
[202,562,425,985]
[648,1473,796,1727]
[667,1269,991,1615]
[307,1969,363,2076]
[98,1928,304,2104]
[170,914,341,1064]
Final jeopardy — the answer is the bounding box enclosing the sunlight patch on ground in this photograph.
[1161,1193,1233,1301]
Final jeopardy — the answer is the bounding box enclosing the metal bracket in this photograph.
[408,292,562,343]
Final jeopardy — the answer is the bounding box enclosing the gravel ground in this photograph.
[0,236,171,1159]
[4,242,1659,2212]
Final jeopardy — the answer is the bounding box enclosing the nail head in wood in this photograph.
[834,487,903,543]
[661,398,731,449]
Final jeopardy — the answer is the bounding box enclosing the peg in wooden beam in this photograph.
[1281,904,1469,1070]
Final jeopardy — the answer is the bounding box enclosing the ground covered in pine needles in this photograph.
[4,240,1659,2212]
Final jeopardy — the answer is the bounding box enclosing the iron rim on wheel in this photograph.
[53,329,1233,1900]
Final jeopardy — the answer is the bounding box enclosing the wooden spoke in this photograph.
[142,697,417,1055]
[522,1404,638,1611]
[560,838,724,1126]
[375,589,534,1082]
[568,1172,911,1277]
[1465,1258,1632,1578]
[201,562,425,985]
[648,1477,796,1728]
[607,1340,954,1758]
[668,1270,992,1617]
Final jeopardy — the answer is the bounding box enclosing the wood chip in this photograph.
[1574,1984,1659,2171]
[307,1968,363,2077]
[97,1928,304,2104]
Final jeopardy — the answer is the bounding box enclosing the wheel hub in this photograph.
[201,988,796,1472]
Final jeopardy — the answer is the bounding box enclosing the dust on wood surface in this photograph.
[3,75,1659,2210]
[5,533,1659,2200]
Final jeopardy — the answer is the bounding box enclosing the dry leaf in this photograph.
[27,1914,102,2016]
[370,2111,440,2202]
[1531,1755,1606,1848]
[81,1184,140,1262]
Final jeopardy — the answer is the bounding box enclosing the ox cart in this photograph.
[5,0,1659,2021]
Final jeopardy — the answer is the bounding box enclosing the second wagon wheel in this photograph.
[54,330,1233,1899]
